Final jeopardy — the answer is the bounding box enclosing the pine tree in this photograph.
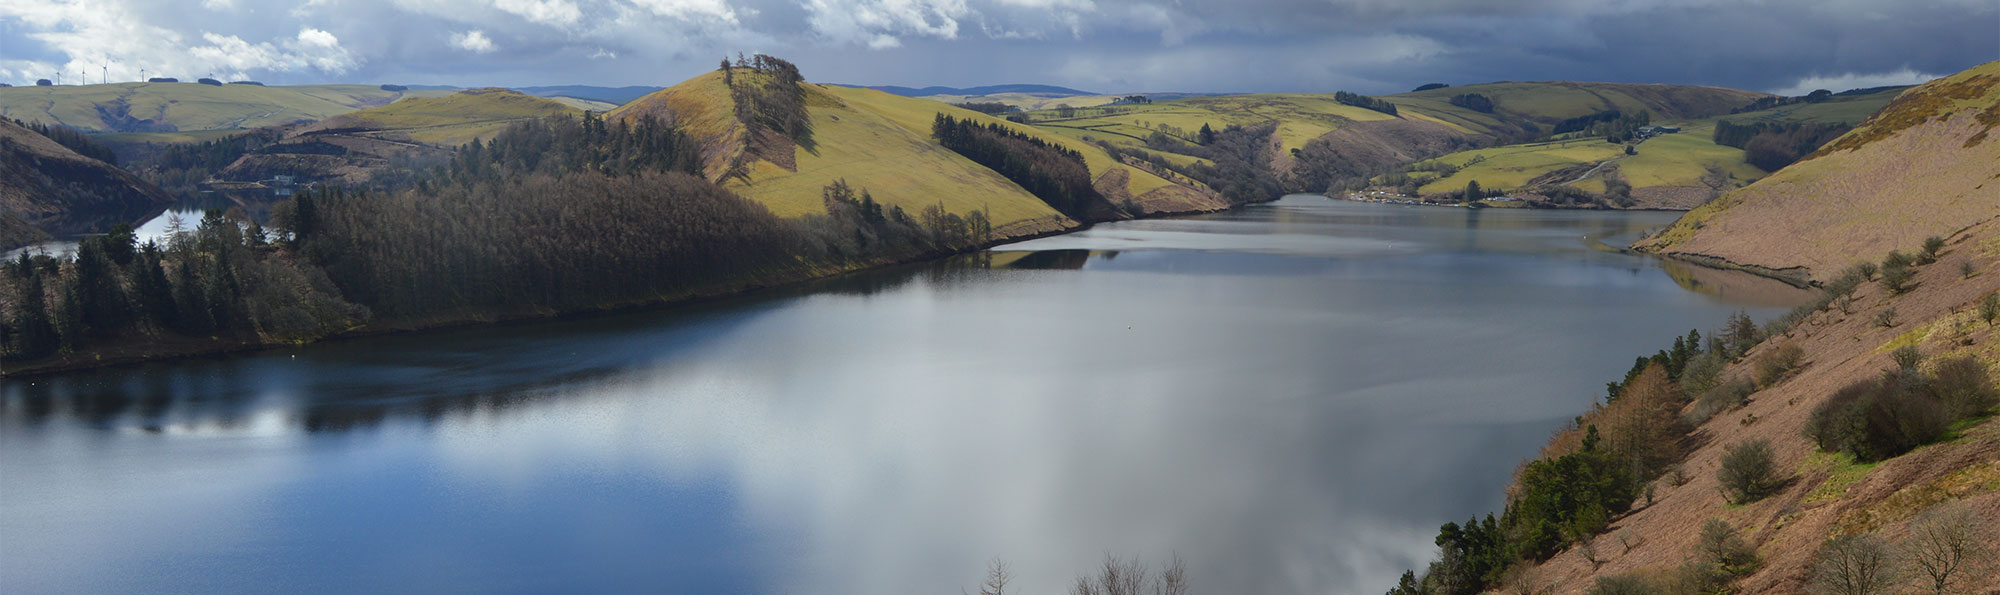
[129,243,178,331]
[172,257,214,335]
[7,269,57,359]
[54,274,86,351]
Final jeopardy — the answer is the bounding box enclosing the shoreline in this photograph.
[0,201,1240,380]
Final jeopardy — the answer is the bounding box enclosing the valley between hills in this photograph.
[2,53,1998,595]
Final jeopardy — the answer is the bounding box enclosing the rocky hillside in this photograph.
[1637,62,2000,284]
[0,118,173,250]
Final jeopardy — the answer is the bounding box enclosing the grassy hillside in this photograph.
[1392,85,1901,208]
[1007,82,1769,200]
[609,71,1224,236]
[0,82,454,133]
[1390,81,1769,123]
[199,89,588,187]
[299,88,588,146]
[1715,87,1906,127]
[1638,62,2000,282]
[1022,93,1408,155]
[1409,123,1763,208]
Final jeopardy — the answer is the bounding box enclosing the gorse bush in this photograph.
[1718,439,1779,504]
[1928,356,1997,419]
[1698,518,1760,577]
[1890,345,1925,372]
[1880,251,1916,294]
[1687,378,1754,426]
[1804,366,1967,462]
[1755,342,1805,387]
[1917,236,1946,265]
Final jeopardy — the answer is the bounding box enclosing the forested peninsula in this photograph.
[0,56,1261,376]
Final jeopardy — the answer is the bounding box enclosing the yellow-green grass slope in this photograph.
[609,71,1223,237]
[1404,86,1903,207]
[1412,123,1764,207]
[1638,61,2000,283]
[0,82,453,133]
[297,88,588,146]
[1020,82,1768,186]
[1711,87,1907,127]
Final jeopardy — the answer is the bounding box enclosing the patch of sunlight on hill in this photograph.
[0,82,416,132]
[728,85,1066,227]
[1708,88,1904,127]
[309,88,585,147]
[611,71,1205,227]
[1617,127,1761,188]
[1419,140,1624,193]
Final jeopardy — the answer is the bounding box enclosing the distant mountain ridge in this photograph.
[849,84,1097,97]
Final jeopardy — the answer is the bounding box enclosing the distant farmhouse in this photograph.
[1636,125,1681,138]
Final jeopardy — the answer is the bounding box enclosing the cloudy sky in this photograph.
[2,0,1995,94]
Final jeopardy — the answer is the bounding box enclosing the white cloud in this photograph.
[626,0,736,22]
[183,27,358,79]
[1770,68,1942,96]
[201,0,236,10]
[452,29,499,53]
[493,0,581,27]
[803,0,972,48]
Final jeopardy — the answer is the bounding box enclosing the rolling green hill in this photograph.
[0,82,611,141]
[1638,61,2000,283]
[1715,86,1906,127]
[1378,85,1905,208]
[609,71,1226,236]
[1390,81,1767,125]
[1404,123,1764,208]
[206,88,591,187]
[297,88,588,146]
[1011,82,1770,200]
[0,82,459,133]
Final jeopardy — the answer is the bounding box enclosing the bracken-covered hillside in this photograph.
[1637,62,2000,284]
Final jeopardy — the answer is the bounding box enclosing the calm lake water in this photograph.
[0,196,1807,594]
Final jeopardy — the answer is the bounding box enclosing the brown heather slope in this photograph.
[1517,221,2000,593]
[1636,62,2000,284]
[0,118,173,250]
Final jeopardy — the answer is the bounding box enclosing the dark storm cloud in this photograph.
[2,0,1993,93]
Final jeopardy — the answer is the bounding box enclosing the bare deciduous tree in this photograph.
[972,558,1012,595]
[1068,553,1189,595]
[1906,503,1991,594]
[1810,534,1899,595]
